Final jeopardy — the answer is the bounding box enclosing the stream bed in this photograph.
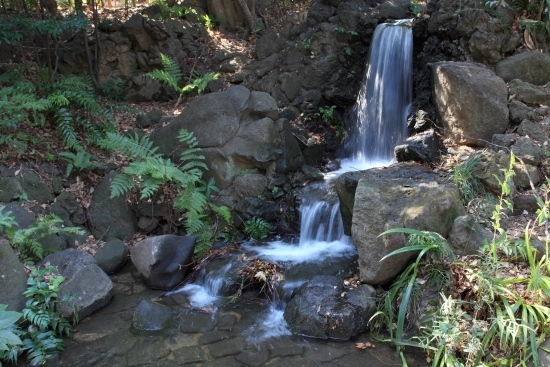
[55,262,428,367]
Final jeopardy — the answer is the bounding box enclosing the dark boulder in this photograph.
[130,235,196,290]
[0,239,28,311]
[283,275,376,340]
[38,249,114,320]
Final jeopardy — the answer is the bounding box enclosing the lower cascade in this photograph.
[167,20,414,341]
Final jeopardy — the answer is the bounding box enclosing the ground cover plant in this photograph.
[370,153,550,366]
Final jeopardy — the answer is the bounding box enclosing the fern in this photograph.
[58,151,101,177]
[9,214,85,264]
[146,53,219,112]
[103,129,232,258]
[100,132,158,160]
[147,53,182,92]
[110,173,137,199]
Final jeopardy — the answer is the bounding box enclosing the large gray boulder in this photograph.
[0,239,28,311]
[88,171,139,241]
[432,62,508,147]
[152,86,291,192]
[495,51,550,85]
[130,235,196,290]
[336,163,464,285]
[283,275,377,340]
[39,249,114,320]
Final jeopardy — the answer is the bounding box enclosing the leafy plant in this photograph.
[0,70,116,153]
[146,53,219,112]
[100,129,232,258]
[0,304,23,364]
[244,217,271,239]
[59,151,102,177]
[20,266,73,366]
[0,207,85,264]
[333,25,358,36]
[315,105,337,124]
[372,152,550,366]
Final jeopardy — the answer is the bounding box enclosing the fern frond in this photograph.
[110,173,136,198]
[146,69,180,92]
[100,132,159,159]
[185,211,207,235]
[55,108,82,152]
[47,93,70,106]
[160,53,183,84]
[211,204,232,225]
[177,128,198,148]
[174,186,207,216]
[138,177,162,199]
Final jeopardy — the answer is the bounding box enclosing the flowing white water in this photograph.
[170,21,413,339]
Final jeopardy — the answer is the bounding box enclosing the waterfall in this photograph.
[346,22,413,168]
[167,21,414,340]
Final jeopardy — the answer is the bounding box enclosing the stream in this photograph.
[56,21,426,367]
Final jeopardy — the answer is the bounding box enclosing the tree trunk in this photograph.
[206,0,256,31]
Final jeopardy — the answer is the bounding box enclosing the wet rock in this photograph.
[495,50,550,85]
[336,163,464,285]
[378,0,410,19]
[173,345,208,364]
[275,119,305,174]
[132,298,174,331]
[394,129,440,164]
[94,238,128,274]
[235,346,269,366]
[283,275,377,340]
[39,249,114,320]
[88,171,139,241]
[432,62,508,146]
[448,215,493,256]
[508,79,550,106]
[301,164,324,181]
[130,234,196,290]
[0,239,28,311]
[126,337,171,366]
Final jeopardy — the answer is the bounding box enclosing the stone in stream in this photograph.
[283,275,377,340]
[130,234,196,290]
[132,298,174,331]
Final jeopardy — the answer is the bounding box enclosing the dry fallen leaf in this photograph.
[355,342,375,349]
